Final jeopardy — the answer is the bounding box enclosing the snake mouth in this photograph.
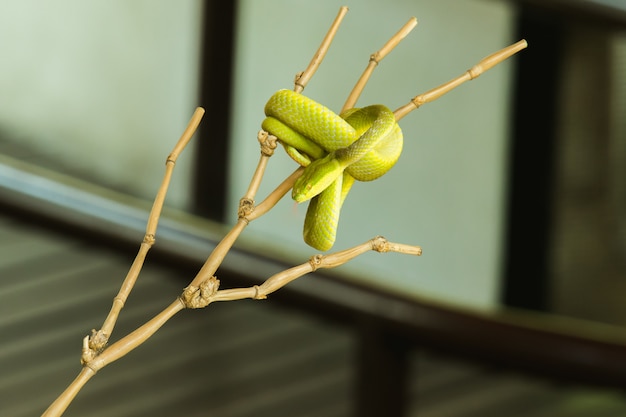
[292,183,313,203]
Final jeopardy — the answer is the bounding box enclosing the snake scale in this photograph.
[262,89,403,251]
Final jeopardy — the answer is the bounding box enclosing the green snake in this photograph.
[262,89,403,251]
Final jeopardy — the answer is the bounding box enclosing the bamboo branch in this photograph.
[342,17,418,112]
[394,39,527,121]
[192,236,421,305]
[90,107,205,352]
[188,218,248,288]
[188,155,303,289]
[294,6,349,93]
[41,368,95,417]
[42,300,184,417]
[247,166,304,221]
[243,131,277,200]
[217,236,419,302]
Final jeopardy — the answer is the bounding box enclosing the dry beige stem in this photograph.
[42,368,96,417]
[41,6,526,417]
[43,8,400,416]
[241,130,278,206]
[294,6,349,93]
[88,107,205,353]
[247,166,304,221]
[207,236,421,303]
[394,39,528,121]
[43,301,185,417]
[188,219,248,288]
[342,17,418,112]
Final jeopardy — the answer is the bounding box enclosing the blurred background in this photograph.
[2,0,626,416]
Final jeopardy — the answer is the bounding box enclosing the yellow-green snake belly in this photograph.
[262,89,403,251]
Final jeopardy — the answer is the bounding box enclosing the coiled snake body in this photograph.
[262,89,403,251]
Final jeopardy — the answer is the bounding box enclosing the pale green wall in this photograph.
[229,0,517,309]
[0,0,203,209]
[0,0,518,310]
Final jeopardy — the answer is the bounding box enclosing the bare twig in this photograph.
[294,6,349,93]
[342,17,418,112]
[247,166,304,221]
[187,7,355,291]
[90,107,205,352]
[210,236,421,303]
[394,39,528,121]
[44,109,205,417]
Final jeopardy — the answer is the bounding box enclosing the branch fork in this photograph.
[180,276,221,309]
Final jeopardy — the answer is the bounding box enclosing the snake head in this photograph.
[292,152,344,203]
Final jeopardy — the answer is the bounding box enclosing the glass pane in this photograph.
[0,0,203,210]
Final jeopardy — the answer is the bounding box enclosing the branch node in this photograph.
[88,328,108,351]
[180,277,220,309]
[309,254,323,271]
[294,71,305,92]
[143,233,156,246]
[113,295,126,308]
[411,95,425,109]
[258,130,278,156]
[369,53,381,65]
[166,153,177,165]
[253,285,267,300]
[468,64,482,79]
[371,235,390,253]
[81,335,102,374]
[238,198,255,219]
